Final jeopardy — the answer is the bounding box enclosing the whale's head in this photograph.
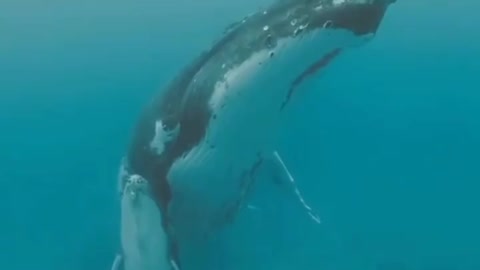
[267,0,395,36]
[222,0,396,108]
[312,0,396,35]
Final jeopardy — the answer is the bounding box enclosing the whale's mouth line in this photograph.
[281,47,343,110]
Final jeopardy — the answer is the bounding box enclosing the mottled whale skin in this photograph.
[115,0,395,269]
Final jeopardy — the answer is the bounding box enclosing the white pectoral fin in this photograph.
[267,151,321,224]
[111,254,123,270]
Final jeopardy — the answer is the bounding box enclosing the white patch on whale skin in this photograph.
[209,49,271,110]
[120,174,170,270]
[150,120,179,155]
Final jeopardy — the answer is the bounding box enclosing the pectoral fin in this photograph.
[110,254,123,270]
[266,151,321,224]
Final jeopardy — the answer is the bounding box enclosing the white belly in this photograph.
[163,28,367,269]
[166,28,361,232]
[167,53,285,234]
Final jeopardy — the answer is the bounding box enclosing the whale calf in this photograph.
[112,0,396,269]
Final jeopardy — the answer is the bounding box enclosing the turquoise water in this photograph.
[1,0,479,269]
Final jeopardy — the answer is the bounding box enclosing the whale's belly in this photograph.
[162,27,370,269]
[166,44,291,229]
[164,27,361,240]
[167,67,283,234]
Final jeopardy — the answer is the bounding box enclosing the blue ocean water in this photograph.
[1,0,479,269]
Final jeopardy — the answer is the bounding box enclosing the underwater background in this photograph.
[1,0,479,269]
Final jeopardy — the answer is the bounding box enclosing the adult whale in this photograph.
[113,0,396,269]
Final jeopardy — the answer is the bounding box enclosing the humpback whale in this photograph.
[113,0,395,269]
